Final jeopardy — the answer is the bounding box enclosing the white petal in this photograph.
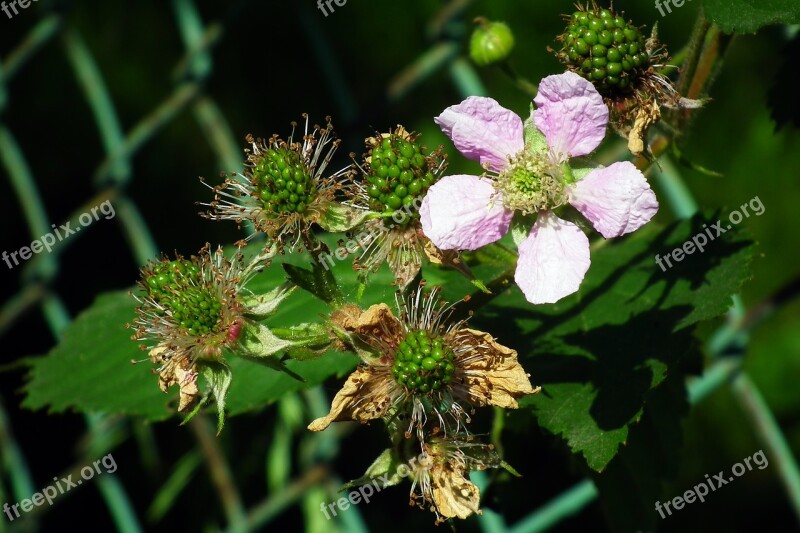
[533,72,608,161]
[569,161,659,238]
[515,211,590,304]
[435,97,524,172]
[420,175,512,251]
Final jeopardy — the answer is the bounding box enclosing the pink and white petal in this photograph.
[420,174,513,251]
[515,211,590,304]
[533,72,608,161]
[435,96,524,172]
[568,161,659,238]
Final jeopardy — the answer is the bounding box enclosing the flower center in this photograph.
[391,329,455,394]
[146,260,223,336]
[366,135,438,228]
[252,148,315,216]
[495,151,566,215]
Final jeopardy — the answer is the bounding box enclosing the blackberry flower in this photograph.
[202,115,353,250]
[421,73,659,304]
[130,245,297,431]
[308,288,537,440]
[347,126,452,287]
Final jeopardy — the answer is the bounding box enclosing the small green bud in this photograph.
[470,18,515,67]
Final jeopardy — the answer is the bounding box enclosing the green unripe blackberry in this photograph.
[365,131,440,227]
[146,260,223,337]
[391,329,456,395]
[555,6,650,93]
[251,148,315,217]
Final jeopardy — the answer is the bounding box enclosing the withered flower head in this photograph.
[309,288,539,439]
[202,115,351,250]
[409,436,489,523]
[553,2,704,156]
[130,245,255,414]
[347,126,453,287]
[131,244,249,359]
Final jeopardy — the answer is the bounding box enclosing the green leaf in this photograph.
[702,0,800,33]
[22,291,176,421]
[23,287,357,422]
[483,214,752,471]
[592,373,688,532]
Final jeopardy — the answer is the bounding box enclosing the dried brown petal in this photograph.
[448,328,540,408]
[149,345,199,412]
[430,459,482,520]
[307,365,395,431]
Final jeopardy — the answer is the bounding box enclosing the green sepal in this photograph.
[327,319,382,363]
[455,437,519,476]
[468,242,518,268]
[237,321,292,359]
[569,158,602,183]
[316,201,372,232]
[386,240,423,290]
[523,112,548,155]
[235,322,308,380]
[511,211,537,247]
[180,361,232,435]
[272,322,333,361]
[283,258,344,307]
[553,203,594,234]
[242,281,295,320]
[500,461,522,477]
[340,449,405,492]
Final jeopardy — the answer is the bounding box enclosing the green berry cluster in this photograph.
[146,260,223,336]
[366,135,437,226]
[558,8,649,92]
[252,148,314,216]
[391,329,456,394]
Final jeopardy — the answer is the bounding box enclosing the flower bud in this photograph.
[470,18,515,67]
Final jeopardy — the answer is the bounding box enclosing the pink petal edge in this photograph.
[420,174,513,251]
[533,72,608,161]
[569,161,659,238]
[435,96,524,172]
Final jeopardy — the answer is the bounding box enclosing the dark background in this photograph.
[1,1,799,531]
